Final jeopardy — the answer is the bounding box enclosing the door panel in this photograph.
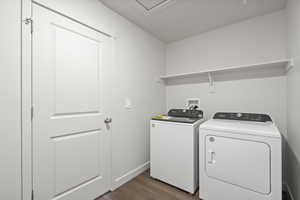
[205,135,270,194]
[54,131,101,195]
[33,4,111,200]
[54,24,100,115]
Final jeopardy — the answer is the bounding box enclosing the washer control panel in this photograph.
[168,109,203,119]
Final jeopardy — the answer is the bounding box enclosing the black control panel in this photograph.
[168,109,203,119]
[213,112,272,122]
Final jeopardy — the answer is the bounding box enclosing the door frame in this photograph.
[21,1,33,199]
[21,1,115,199]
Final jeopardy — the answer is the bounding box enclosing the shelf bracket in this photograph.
[208,72,213,87]
[208,72,215,93]
[286,58,294,72]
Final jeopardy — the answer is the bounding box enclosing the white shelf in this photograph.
[160,59,292,81]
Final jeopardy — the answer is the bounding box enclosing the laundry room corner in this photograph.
[164,9,288,183]
[3,0,300,199]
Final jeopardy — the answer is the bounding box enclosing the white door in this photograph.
[33,4,112,200]
[205,135,271,194]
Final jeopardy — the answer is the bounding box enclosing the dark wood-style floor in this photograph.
[96,170,198,200]
[96,170,291,200]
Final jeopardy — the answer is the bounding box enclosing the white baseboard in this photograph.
[284,183,295,200]
[111,162,150,191]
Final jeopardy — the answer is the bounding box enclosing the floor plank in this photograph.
[96,170,290,200]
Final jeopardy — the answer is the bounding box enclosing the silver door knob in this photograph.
[104,118,112,124]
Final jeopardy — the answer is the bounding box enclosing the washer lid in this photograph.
[200,119,281,138]
[152,116,201,124]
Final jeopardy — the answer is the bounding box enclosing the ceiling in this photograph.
[99,0,287,43]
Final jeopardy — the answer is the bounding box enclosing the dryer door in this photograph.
[205,135,271,194]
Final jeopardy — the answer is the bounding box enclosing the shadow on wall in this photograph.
[286,144,300,200]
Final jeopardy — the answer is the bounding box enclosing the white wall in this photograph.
[167,77,287,133]
[166,9,287,130]
[33,0,166,188]
[166,10,288,180]
[166,10,287,75]
[287,0,300,199]
[0,0,22,199]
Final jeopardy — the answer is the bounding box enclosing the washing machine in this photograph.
[150,109,204,193]
[199,112,282,200]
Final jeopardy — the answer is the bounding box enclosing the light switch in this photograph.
[125,98,132,109]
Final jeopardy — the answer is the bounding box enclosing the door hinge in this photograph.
[31,190,34,200]
[31,107,34,121]
[24,18,33,34]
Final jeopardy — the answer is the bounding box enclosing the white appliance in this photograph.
[150,109,204,193]
[199,112,282,200]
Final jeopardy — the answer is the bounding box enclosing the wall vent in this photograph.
[136,0,172,11]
